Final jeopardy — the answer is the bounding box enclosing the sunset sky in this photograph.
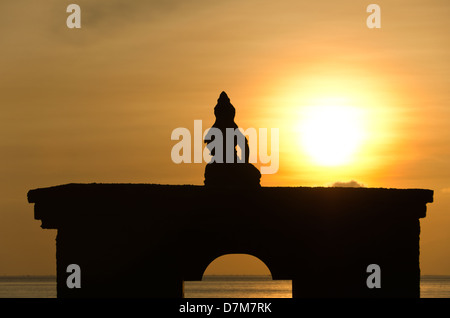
[1,1,449,276]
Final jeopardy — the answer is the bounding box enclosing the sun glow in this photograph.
[258,66,403,185]
[299,97,367,166]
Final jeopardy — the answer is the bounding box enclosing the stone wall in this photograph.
[27,183,433,298]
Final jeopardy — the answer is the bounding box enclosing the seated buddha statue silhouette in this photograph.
[203,91,261,188]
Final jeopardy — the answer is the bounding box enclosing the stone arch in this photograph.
[201,253,272,278]
[181,247,290,282]
[184,253,292,298]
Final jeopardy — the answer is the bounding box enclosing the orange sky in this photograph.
[0,1,449,276]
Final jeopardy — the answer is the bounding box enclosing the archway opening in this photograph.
[184,254,292,298]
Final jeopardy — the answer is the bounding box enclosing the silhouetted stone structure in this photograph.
[26,92,434,298]
[28,184,432,298]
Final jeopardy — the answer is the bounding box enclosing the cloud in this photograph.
[330,180,365,188]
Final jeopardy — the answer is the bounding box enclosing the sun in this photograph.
[299,98,366,166]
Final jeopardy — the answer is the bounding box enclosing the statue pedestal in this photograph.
[204,162,261,188]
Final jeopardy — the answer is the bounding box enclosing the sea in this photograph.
[0,275,449,298]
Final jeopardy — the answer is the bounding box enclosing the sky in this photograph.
[0,1,449,276]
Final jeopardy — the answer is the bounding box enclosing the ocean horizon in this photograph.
[0,275,449,298]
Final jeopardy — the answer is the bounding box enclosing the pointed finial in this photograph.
[218,91,230,103]
[214,91,235,122]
